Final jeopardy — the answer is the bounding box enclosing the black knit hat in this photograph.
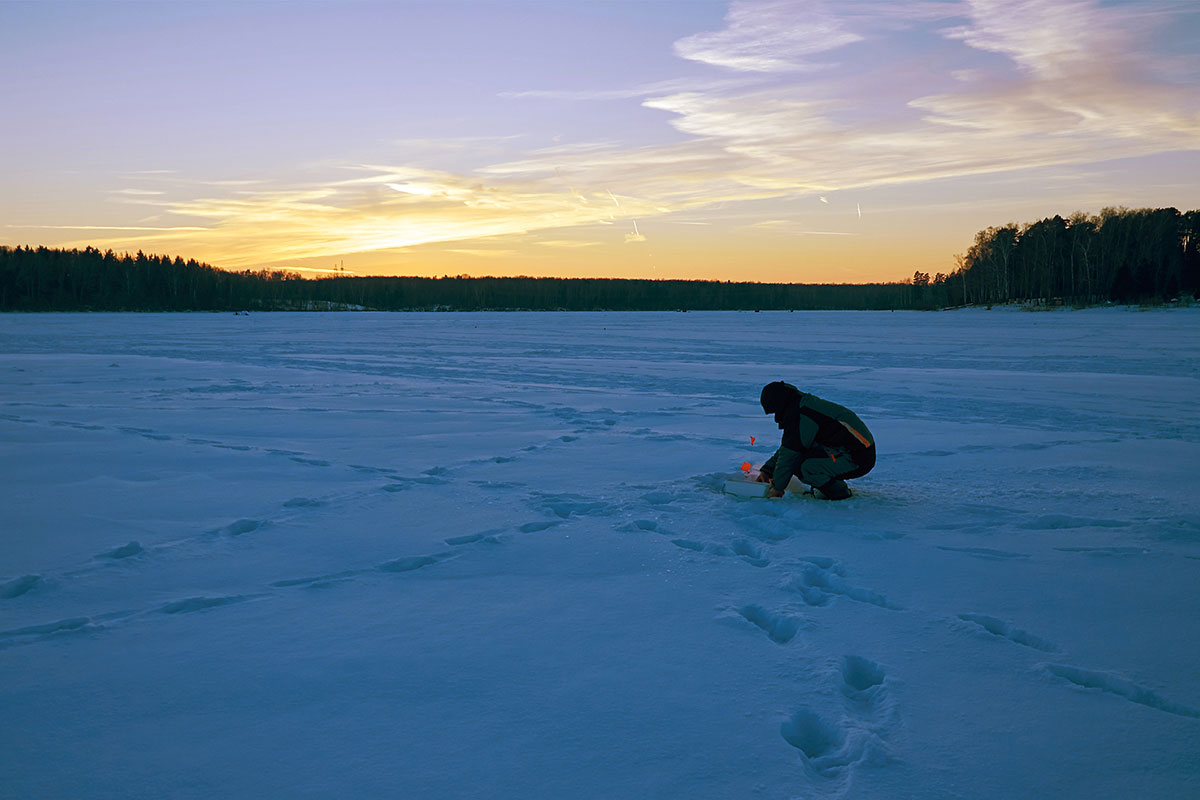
[760,381,800,414]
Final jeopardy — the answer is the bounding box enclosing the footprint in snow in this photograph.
[532,493,614,519]
[216,519,265,537]
[937,545,1030,560]
[957,614,1057,652]
[1,574,44,599]
[518,520,561,533]
[734,604,801,644]
[1054,546,1149,557]
[271,571,362,589]
[786,562,900,610]
[1018,514,1130,530]
[840,655,887,703]
[283,497,325,509]
[97,541,144,560]
[670,539,770,567]
[730,539,770,567]
[0,616,96,646]
[350,464,394,474]
[377,552,454,573]
[158,595,257,615]
[779,708,861,779]
[274,552,456,589]
[444,530,504,546]
[381,475,448,492]
[781,657,893,777]
[1045,664,1200,719]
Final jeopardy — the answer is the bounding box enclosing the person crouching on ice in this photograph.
[755,381,875,500]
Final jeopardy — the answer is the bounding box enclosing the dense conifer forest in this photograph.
[2,207,1196,311]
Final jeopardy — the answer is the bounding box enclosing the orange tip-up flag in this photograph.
[740,462,752,473]
[750,436,756,445]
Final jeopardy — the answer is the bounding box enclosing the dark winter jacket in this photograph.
[759,382,875,489]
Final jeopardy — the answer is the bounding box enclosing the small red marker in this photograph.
[741,462,752,473]
[750,436,756,446]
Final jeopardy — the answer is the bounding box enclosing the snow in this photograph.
[1,308,1198,799]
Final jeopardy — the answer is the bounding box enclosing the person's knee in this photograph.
[799,459,838,487]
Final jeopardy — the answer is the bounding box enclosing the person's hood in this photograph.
[760,381,802,428]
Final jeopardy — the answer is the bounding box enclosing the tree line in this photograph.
[2,206,1196,312]
[0,245,925,311]
[926,206,1199,307]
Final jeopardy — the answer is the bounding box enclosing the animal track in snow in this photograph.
[959,614,1057,652]
[1045,664,1200,718]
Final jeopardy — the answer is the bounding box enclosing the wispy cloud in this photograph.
[12,224,210,231]
[500,77,756,101]
[444,248,521,258]
[58,0,1199,270]
[535,240,603,248]
[673,0,863,72]
[750,220,857,235]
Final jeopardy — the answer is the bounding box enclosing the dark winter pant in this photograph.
[769,444,875,491]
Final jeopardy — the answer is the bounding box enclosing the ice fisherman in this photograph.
[755,381,875,500]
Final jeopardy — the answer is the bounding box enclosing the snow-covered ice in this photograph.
[1,309,1198,799]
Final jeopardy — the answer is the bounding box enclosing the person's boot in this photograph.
[815,479,851,500]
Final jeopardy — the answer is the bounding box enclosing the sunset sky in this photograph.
[3,0,1198,283]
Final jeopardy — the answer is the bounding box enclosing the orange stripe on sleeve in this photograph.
[840,420,872,448]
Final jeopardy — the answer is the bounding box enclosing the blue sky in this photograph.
[3,0,1197,281]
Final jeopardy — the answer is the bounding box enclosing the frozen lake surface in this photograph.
[2,309,1198,799]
